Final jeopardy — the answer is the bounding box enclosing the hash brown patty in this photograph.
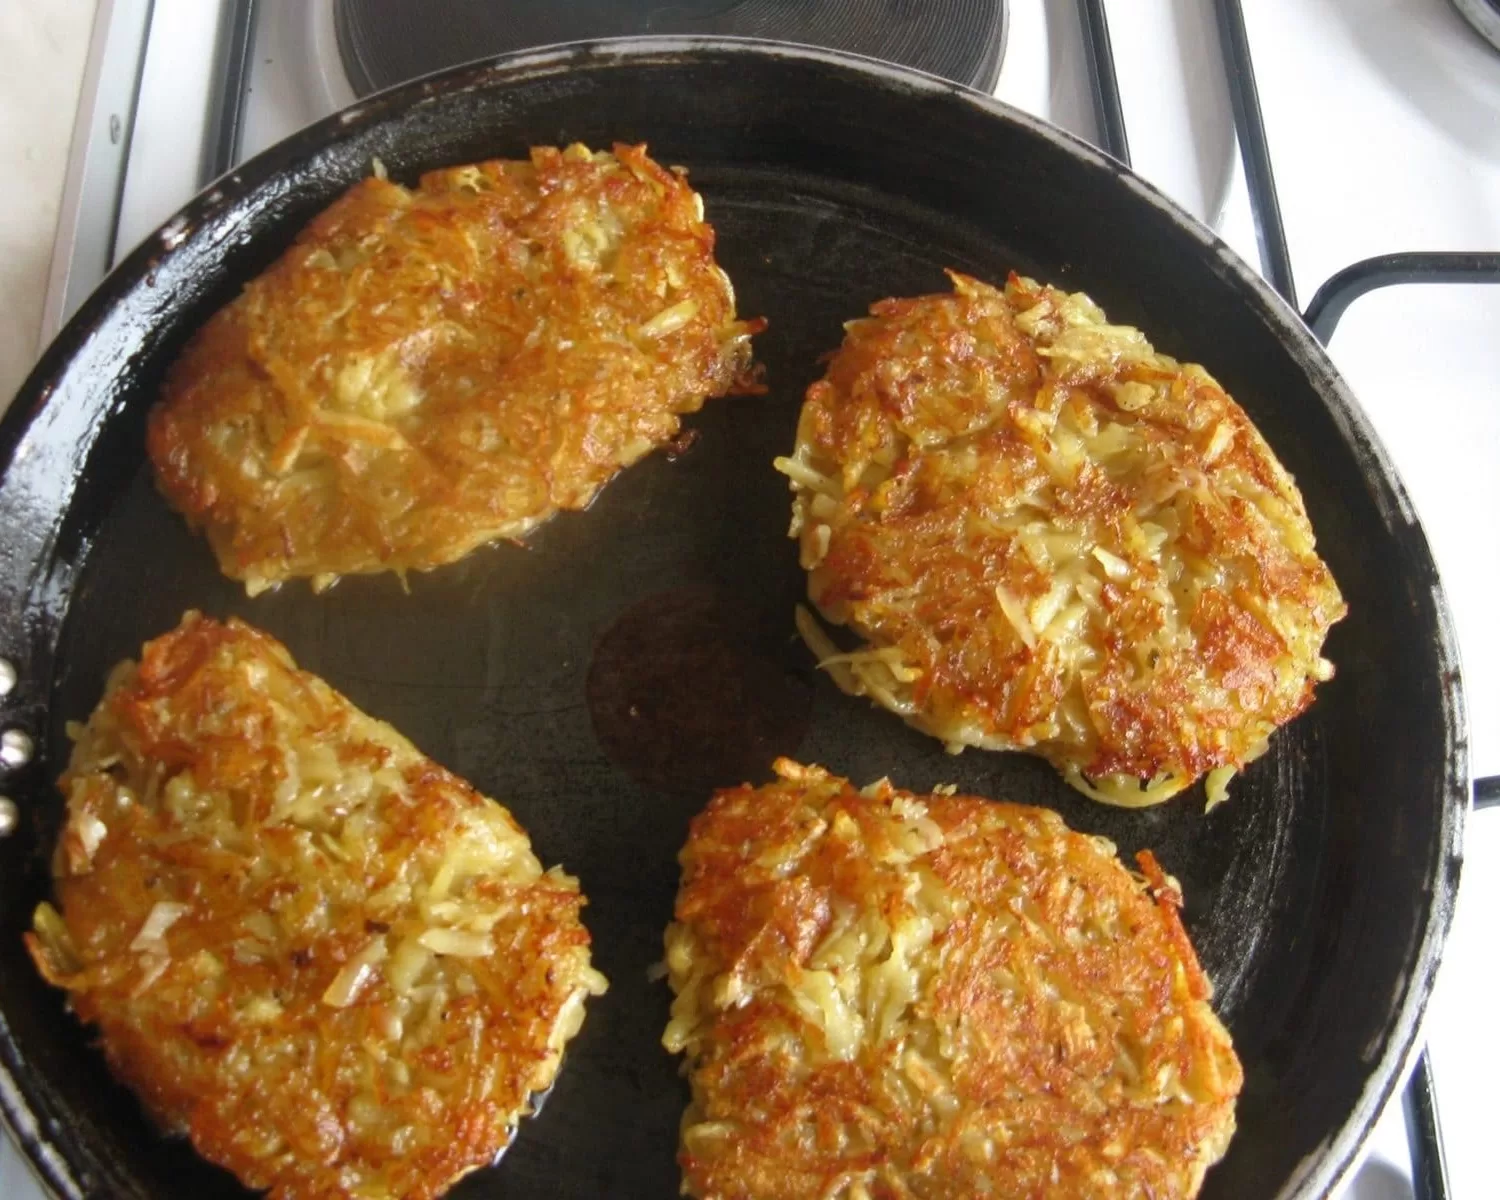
[26,613,606,1200]
[662,759,1242,1200]
[149,143,761,593]
[777,272,1346,807]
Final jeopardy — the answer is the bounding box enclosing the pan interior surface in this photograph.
[0,41,1463,1200]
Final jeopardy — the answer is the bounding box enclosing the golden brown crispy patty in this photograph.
[26,614,606,1200]
[149,143,761,593]
[777,272,1346,807]
[663,760,1241,1200]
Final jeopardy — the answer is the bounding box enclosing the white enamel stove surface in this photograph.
[5,1,1497,1197]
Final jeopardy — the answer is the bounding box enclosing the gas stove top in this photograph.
[6,3,1499,1198]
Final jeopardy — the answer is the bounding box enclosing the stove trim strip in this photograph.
[37,0,156,348]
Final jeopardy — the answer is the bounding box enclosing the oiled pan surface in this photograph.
[0,40,1464,1200]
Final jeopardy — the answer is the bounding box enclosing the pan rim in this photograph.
[0,35,1469,1200]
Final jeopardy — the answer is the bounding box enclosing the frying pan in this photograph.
[0,38,1476,1200]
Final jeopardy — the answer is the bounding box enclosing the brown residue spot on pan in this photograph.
[586,585,812,795]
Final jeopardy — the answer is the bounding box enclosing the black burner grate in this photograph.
[333,0,1008,96]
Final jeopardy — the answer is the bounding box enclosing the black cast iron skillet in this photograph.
[0,38,1474,1200]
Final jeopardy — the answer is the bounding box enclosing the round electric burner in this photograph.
[333,0,1008,96]
[1452,0,1500,51]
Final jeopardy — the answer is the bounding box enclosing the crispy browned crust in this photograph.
[779,272,1346,804]
[149,143,762,592]
[26,614,606,1200]
[663,759,1242,1200]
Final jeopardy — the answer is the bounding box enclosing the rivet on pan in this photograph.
[0,797,16,837]
[0,729,33,768]
[0,658,14,696]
